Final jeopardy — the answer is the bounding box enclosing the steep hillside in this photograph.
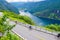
[0,0,19,14]
[10,0,60,20]
[2,11,35,25]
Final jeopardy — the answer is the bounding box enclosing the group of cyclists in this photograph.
[15,21,60,38]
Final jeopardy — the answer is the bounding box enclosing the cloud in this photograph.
[6,0,44,2]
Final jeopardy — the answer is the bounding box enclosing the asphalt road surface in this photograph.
[12,24,60,40]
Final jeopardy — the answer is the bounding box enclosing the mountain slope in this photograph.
[0,0,19,14]
[10,0,60,20]
[10,0,60,13]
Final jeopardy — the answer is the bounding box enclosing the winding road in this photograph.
[12,23,60,40]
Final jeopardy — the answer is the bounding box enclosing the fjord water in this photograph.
[20,11,60,26]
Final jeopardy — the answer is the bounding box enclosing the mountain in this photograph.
[10,0,60,20]
[0,0,19,14]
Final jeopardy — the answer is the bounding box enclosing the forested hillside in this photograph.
[0,0,19,14]
[11,0,60,20]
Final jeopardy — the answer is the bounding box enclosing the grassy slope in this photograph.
[45,24,60,32]
[2,11,35,25]
[0,32,22,40]
[38,24,60,32]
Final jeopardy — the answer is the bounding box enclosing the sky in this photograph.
[6,0,44,2]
